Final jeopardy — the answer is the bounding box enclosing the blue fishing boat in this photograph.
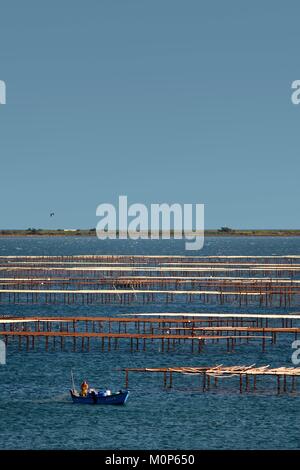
[70,388,129,405]
[69,370,129,405]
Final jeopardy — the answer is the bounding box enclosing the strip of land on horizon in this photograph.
[0,229,299,237]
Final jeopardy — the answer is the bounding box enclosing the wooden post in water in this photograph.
[169,371,173,389]
[262,335,266,352]
[253,375,257,391]
[283,375,287,392]
[202,372,206,392]
[163,371,167,389]
[207,374,210,390]
[277,375,281,394]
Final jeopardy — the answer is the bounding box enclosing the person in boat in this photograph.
[90,389,97,404]
[80,380,89,397]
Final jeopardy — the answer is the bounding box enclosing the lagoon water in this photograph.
[0,236,299,450]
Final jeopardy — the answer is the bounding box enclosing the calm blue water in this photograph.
[0,236,299,450]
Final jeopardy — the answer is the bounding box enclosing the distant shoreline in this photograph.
[0,229,300,237]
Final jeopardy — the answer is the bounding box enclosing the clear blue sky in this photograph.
[0,1,299,229]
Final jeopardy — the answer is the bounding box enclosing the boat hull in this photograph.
[70,390,129,405]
